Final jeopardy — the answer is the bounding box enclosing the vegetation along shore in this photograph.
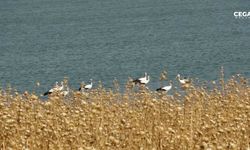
[0,72,249,149]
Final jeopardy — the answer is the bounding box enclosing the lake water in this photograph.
[0,0,249,93]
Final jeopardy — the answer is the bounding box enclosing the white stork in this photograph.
[133,72,150,85]
[176,74,192,89]
[79,79,93,91]
[156,82,172,92]
[43,81,64,96]
[61,87,70,97]
[176,74,191,85]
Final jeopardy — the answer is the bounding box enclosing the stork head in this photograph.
[176,74,180,79]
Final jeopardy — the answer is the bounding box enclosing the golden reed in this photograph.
[0,75,249,149]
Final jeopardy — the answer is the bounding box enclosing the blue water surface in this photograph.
[0,0,249,93]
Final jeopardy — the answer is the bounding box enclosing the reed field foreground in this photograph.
[0,75,249,150]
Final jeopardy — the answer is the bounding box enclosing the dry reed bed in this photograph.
[0,77,249,150]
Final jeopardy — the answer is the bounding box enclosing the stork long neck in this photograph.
[177,76,181,82]
[55,82,59,88]
[57,82,63,91]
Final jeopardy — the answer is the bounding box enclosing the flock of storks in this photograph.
[43,73,191,96]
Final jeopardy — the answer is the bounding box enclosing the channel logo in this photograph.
[234,12,250,19]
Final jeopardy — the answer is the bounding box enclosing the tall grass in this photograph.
[0,75,249,149]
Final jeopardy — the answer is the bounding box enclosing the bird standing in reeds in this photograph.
[79,79,93,91]
[61,87,70,97]
[156,81,172,93]
[176,74,191,89]
[43,81,64,96]
[133,72,150,85]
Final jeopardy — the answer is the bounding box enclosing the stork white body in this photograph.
[43,81,64,96]
[133,72,150,84]
[176,74,190,84]
[61,87,69,96]
[156,83,172,92]
[84,83,92,90]
[79,79,93,91]
[58,81,64,91]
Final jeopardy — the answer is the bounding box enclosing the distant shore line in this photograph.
[0,73,248,99]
